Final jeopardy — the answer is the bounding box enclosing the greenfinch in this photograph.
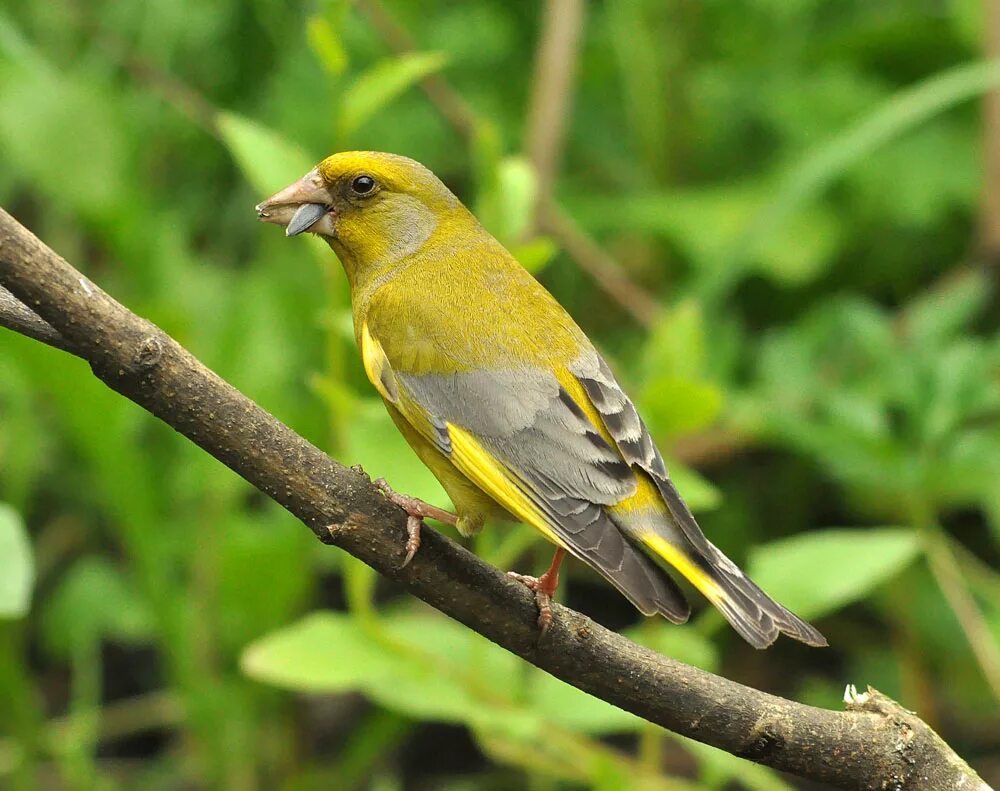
[256,151,826,649]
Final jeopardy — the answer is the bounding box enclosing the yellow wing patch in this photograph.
[360,329,567,550]
[556,369,664,515]
[360,322,399,403]
[610,473,666,515]
[640,533,723,602]
[446,424,567,549]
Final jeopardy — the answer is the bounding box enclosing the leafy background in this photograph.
[1,0,999,788]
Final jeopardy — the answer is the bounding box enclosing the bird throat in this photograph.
[330,195,440,292]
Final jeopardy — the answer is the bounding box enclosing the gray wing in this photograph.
[570,352,828,648]
[569,353,716,556]
[396,365,689,621]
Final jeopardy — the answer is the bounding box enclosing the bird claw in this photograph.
[401,514,422,569]
[507,548,565,637]
[506,571,555,636]
[374,478,456,568]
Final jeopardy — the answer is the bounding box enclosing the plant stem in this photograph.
[919,520,1000,701]
[524,0,586,233]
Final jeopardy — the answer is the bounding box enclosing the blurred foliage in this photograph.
[1,0,999,788]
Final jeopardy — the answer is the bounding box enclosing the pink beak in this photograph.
[255,168,335,237]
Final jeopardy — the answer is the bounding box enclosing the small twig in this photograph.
[118,55,219,136]
[356,0,479,142]
[538,199,661,327]
[524,0,586,230]
[981,0,1000,265]
[670,426,750,468]
[951,536,1000,601]
[0,284,75,354]
[86,22,220,137]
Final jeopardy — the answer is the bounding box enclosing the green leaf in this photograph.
[474,726,677,790]
[216,112,334,268]
[217,111,316,195]
[640,377,724,438]
[569,187,843,287]
[0,358,50,509]
[373,612,534,736]
[511,236,558,274]
[638,299,725,437]
[752,204,841,285]
[748,528,921,621]
[665,461,721,513]
[0,61,127,221]
[683,738,795,791]
[215,511,314,651]
[900,269,993,347]
[642,299,708,380]
[844,120,978,226]
[41,557,154,656]
[339,52,447,139]
[0,504,33,618]
[242,610,536,736]
[307,15,348,76]
[241,611,402,693]
[496,156,537,241]
[737,59,1000,277]
[528,673,641,734]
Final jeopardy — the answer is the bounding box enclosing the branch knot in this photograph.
[134,334,164,370]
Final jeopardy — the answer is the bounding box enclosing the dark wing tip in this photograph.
[778,615,828,648]
[571,523,691,625]
[711,569,828,649]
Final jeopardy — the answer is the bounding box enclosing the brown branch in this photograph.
[356,0,480,142]
[521,0,664,327]
[0,208,989,790]
[524,0,586,228]
[0,283,75,353]
[538,200,662,327]
[981,0,1000,265]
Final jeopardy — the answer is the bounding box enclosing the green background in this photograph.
[1,0,999,788]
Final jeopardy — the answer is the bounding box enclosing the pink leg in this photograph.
[507,547,567,635]
[375,478,458,568]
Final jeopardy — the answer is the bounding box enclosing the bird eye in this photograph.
[351,175,376,195]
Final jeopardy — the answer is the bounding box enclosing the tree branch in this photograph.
[0,283,75,354]
[524,0,586,231]
[356,0,480,142]
[537,199,662,328]
[0,208,988,790]
[981,0,1000,265]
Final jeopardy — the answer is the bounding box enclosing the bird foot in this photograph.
[374,478,457,568]
[507,548,566,636]
[507,571,557,634]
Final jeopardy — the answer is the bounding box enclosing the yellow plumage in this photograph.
[256,151,827,649]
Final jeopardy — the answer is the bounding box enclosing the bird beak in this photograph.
[255,168,336,237]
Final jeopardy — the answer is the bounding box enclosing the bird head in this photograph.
[256,151,465,274]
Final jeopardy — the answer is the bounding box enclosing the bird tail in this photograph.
[639,532,827,649]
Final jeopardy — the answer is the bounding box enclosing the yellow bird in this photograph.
[256,151,826,649]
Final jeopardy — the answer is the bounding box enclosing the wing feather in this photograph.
[570,353,714,553]
[379,359,689,621]
[571,352,827,648]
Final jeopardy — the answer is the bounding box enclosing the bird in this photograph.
[256,151,827,649]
